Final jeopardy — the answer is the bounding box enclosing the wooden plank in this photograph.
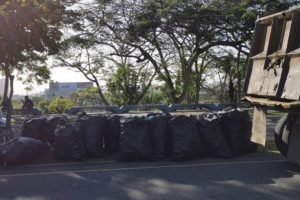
[251,106,267,146]
[244,96,300,109]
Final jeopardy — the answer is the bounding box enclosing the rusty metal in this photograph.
[244,6,300,105]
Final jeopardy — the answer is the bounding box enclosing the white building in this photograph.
[45,81,93,99]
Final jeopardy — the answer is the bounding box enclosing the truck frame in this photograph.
[244,6,300,163]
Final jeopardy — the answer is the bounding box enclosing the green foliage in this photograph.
[31,96,51,114]
[0,0,69,128]
[140,87,166,104]
[38,99,51,114]
[57,0,300,107]
[48,97,75,114]
[70,87,102,106]
[11,99,22,109]
[0,0,65,65]
[106,63,152,106]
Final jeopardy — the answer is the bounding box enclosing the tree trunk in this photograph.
[177,65,192,103]
[195,52,208,103]
[133,72,156,104]
[6,75,14,137]
[94,80,109,105]
[2,66,14,139]
[236,46,242,103]
[220,71,228,102]
[228,78,235,102]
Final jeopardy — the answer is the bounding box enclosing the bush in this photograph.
[48,97,75,114]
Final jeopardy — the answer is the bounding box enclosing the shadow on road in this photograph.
[0,154,299,200]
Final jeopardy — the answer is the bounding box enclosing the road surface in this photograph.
[0,153,299,200]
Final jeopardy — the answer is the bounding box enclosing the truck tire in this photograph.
[274,114,290,157]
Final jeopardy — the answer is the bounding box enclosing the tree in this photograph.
[0,0,68,134]
[56,0,300,105]
[48,96,75,114]
[84,0,262,103]
[55,35,110,105]
[31,96,51,114]
[106,63,155,105]
[70,87,103,106]
[139,86,166,104]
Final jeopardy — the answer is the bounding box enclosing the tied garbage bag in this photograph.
[43,116,68,145]
[119,117,153,161]
[219,109,257,156]
[146,113,170,160]
[169,115,205,161]
[54,123,86,161]
[78,116,107,158]
[104,116,121,153]
[21,117,47,142]
[0,137,49,166]
[198,114,232,158]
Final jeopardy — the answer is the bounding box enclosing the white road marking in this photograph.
[0,159,285,178]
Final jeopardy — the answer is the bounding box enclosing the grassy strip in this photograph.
[257,140,279,153]
[267,110,287,116]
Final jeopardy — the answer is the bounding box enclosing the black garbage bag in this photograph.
[219,109,257,156]
[146,113,171,160]
[119,117,153,161]
[169,115,205,161]
[78,116,107,158]
[104,116,121,153]
[0,137,49,166]
[43,116,68,145]
[54,123,86,161]
[21,117,47,142]
[198,114,232,158]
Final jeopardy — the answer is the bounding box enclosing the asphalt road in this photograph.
[0,153,299,200]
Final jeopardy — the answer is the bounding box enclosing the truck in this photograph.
[244,5,300,163]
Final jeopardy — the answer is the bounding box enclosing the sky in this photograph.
[1,68,90,96]
[0,0,95,96]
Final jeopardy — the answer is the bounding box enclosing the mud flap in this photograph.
[287,133,300,163]
[287,121,300,164]
[251,106,267,146]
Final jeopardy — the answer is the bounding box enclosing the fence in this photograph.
[66,103,252,115]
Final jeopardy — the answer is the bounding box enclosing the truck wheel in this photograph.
[274,114,290,157]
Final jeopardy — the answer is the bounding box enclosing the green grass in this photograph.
[267,110,287,116]
[257,140,279,153]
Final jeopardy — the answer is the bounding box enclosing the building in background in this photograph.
[45,81,93,99]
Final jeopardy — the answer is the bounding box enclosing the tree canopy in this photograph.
[59,0,292,104]
[0,0,68,130]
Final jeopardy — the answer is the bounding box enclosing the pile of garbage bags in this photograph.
[0,109,257,166]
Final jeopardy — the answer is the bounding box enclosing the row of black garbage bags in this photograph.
[0,109,257,166]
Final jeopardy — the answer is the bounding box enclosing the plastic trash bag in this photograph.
[198,114,232,158]
[119,117,153,161]
[219,109,257,156]
[54,123,86,161]
[147,113,170,160]
[0,137,49,166]
[104,116,121,153]
[78,116,107,158]
[21,117,47,141]
[169,115,205,161]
